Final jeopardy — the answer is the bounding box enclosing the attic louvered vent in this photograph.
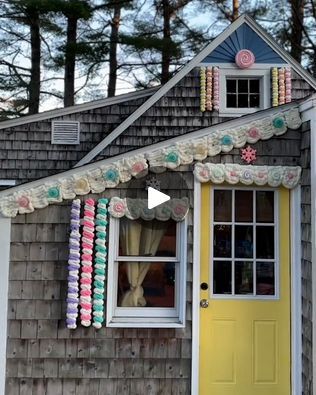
[51,121,80,145]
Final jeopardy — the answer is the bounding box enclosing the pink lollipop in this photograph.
[235,50,255,69]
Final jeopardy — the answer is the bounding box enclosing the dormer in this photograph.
[197,16,315,117]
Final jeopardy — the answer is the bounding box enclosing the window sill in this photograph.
[219,107,261,117]
[107,316,185,328]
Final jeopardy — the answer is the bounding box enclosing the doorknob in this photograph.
[200,299,209,308]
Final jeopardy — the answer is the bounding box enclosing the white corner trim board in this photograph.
[0,217,11,395]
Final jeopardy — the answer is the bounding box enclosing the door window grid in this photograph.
[211,188,278,299]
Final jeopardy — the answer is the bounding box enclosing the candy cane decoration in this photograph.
[271,67,278,107]
[213,67,219,111]
[80,198,95,327]
[200,67,206,112]
[278,67,285,105]
[92,198,108,329]
[206,67,213,111]
[66,199,81,329]
[285,67,292,103]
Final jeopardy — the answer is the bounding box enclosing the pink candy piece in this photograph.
[80,278,92,284]
[82,254,93,261]
[235,49,255,69]
[82,266,93,273]
[81,314,92,320]
[81,303,92,310]
[81,290,91,296]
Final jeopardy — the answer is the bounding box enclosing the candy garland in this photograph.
[272,67,292,106]
[200,66,206,112]
[278,67,285,105]
[66,199,81,329]
[213,67,219,111]
[206,67,213,111]
[92,198,108,329]
[272,67,278,107]
[80,198,96,327]
[285,67,292,103]
[200,66,219,112]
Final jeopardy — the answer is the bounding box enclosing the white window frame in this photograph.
[218,67,271,117]
[106,216,187,328]
[210,186,279,300]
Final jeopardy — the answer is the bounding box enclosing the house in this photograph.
[0,14,314,395]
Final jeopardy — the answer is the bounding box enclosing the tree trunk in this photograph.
[29,10,41,114]
[161,0,172,84]
[232,0,239,21]
[64,15,77,107]
[289,0,304,63]
[108,1,121,97]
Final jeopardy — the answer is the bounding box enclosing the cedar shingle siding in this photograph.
[6,176,193,394]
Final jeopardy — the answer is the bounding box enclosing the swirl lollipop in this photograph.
[235,49,255,69]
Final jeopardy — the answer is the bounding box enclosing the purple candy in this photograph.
[66,318,75,325]
[67,275,77,282]
[68,288,78,294]
[68,265,79,271]
[66,307,78,314]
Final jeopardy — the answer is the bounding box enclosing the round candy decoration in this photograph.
[235,49,255,69]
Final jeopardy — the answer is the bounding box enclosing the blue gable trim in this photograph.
[202,24,285,64]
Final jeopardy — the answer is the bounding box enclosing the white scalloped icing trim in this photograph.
[194,163,301,189]
[108,197,189,222]
[0,107,302,218]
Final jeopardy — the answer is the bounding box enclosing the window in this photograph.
[226,78,260,108]
[218,68,270,116]
[212,188,278,299]
[107,216,187,327]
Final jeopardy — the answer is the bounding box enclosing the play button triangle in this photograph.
[148,187,170,209]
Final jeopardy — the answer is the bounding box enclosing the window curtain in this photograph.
[120,219,166,307]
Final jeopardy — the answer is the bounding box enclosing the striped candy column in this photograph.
[66,199,81,329]
[80,198,96,327]
[92,198,108,329]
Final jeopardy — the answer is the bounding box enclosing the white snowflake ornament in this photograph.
[241,145,257,164]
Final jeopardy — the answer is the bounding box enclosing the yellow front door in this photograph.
[199,184,291,395]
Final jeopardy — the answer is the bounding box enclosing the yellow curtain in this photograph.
[120,219,166,307]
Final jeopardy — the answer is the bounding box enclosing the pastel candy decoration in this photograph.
[66,199,81,329]
[235,49,255,69]
[80,198,95,327]
[200,67,206,112]
[271,67,278,107]
[278,68,285,105]
[285,67,292,103]
[206,66,213,111]
[213,67,219,111]
[92,198,108,329]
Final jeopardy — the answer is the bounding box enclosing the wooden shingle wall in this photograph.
[6,173,193,395]
[97,68,315,161]
[300,121,312,394]
[0,96,148,184]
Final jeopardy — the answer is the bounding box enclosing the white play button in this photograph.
[148,187,170,209]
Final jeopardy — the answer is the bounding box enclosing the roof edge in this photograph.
[0,87,158,130]
[0,101,300,200]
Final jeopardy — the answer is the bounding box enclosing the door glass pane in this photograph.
[235,261,253,294]
[256,226,274,259]
[117,262,175,307]
[214,190,232,222]
[235,190,253,222]
[213,261,232,294]
[214,225,231,257]
[256,191,274,223]
[119,218,176,257]
[256,262,275,295]
[235,225,253,258]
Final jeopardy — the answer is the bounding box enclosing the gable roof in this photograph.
[0,87,157,130]
[75,14,316,168]
[0,102,303,217]
[202,23,284,64]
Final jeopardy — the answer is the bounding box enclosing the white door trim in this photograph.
[0,216,11,395]
[191,182,302,395]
